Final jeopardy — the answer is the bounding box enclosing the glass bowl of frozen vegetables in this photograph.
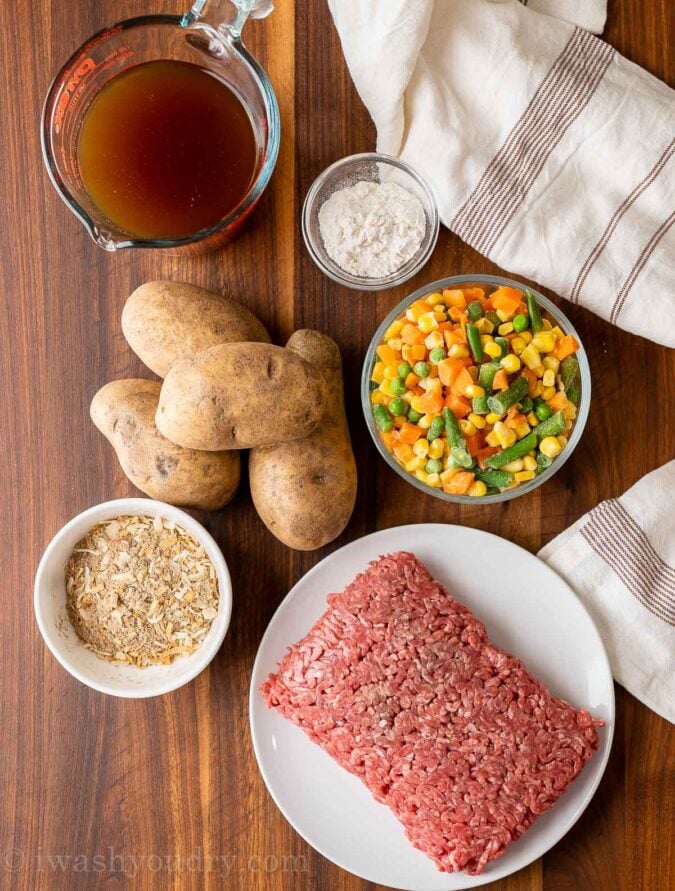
[361,274,590,503]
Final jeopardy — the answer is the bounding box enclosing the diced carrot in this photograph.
[380,430,395,450]
[483,298,494,312]
[405,372,420,389]
[445,326,467,344]
[449,305,465,321]
[547,391,569,412]
[443,289,466,308]
[505,407,526,429]
[398,423,424,444]
[437,357,464,387]
[393,442,415,462]
[402,343,426,363]
[443,471,475,495]
[491,286,522,317]
[451,367,474,397]
[463,287,485,302]
[376,344,398,363]
[444,392,472,419]
[438,321,453,332]
[521,367,537,396]
[517,301,527,315]
[554,335,580,360]
[408,299,431,319]
[466,432,483,457]
[417,391,444,414]
[460,357,475,368]
[476,446,500,469]
[492,369,509,391]
[411,385,424,396]
[401,323,426,345]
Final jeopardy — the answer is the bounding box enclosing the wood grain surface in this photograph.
[1,1,673,889]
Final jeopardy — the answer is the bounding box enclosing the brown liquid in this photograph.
[77,60,258,239]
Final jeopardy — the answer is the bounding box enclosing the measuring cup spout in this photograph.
[184,0,274,39]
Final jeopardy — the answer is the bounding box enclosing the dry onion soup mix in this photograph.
[369,284,581,497]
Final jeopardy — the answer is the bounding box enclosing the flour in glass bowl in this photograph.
[318,180,427,278]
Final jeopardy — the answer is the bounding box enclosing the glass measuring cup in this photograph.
[41,0,280,253]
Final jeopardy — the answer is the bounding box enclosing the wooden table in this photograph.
[1,2,672,888]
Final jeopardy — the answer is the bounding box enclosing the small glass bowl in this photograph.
[361,274,591,504]
[302,152,439,290]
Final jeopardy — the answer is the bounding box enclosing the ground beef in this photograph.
[261,552,602,875]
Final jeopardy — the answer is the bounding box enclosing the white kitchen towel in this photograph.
[329,0,675,347]
[538,461,675,723]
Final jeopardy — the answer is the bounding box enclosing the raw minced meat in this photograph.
[261,551,602,875]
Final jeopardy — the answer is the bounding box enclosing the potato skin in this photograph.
[156,342,327,451]
[121,281,270,377]
[249,330,357,550]
[91,379,240,510]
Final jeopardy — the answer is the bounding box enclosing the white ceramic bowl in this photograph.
[34,498,232,698]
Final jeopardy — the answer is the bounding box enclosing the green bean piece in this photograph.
[389,377,407,396]
[485,486,501,495]
[536,452,553,472]
[407,407,423,424]
[442,408,473,468]
[475,468,514,488]
[525,289,543,333]
[512,313,530,333]
[472,395,489,415]
[426,416,445,441]
[478,362,500,393]
[373,404,393,433]
[389,397,408,416]
[466,300,483,322]
[560,355,581,391]
[535,410,566,440]
[485,431,538,469]
[466,324,484,363]
[567,385,580,406]
[413,361,430,379]
[429,347,447,364]
[519,396,533,414]
[486,375,529,414]
[486,310,501,327]
[397,361,412,380]
[535,402,552,421]
[495,336,510,359]
[425,458,443,474]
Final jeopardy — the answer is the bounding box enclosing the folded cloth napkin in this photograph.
[329,0,675,347]
[538,461,675,723]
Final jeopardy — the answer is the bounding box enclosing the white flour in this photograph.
[318,180,426,278]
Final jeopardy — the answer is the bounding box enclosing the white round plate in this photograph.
[249,524,614,890]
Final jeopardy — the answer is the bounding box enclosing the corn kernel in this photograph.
[496,308,510,322]
[500,354,521,374]
[542,386,556,400]
[550,325,564,341]
[418,413,434,429]
[557,435,568,448]
[511,336,526,355]
[514,421,531,439]
[443,440,451,457]
[498,322,514,336]
[468,365,479,380]
[480,334,494,345]
[514,470,536,482]
[543,356,560,373]
[484,342,502,358]
[383,365,399,380]
[475,318,494,334]
[523,455,538,472]
[414,469,429,483]
[405,300,429,322]
[532,364,545,378]
[371,361,385,383]
[542,319,553,331]
[464,384,485,399]
[459,419,477,437]
[413,439,430,457]
[387,338,403,351]
[468,413,487,429]
[418,312,439,333]
[539,436,562,458]
[532,332,556,353]
[520,330,533,343]
[494,421,516,449]
[440,466,459,483]
[542,369,555,388]
[564,403,577,421]
[527,411,539,427]
[383,320,404,340]
[448,344,470,359]
[370,391,388,405]
[424,330,444,350]
[520,344,541,370]
[379,380,394,396]
[428,438,445,459]
[433,310,447,322]
[443,289,466,308]
[405,456,425,472]
[468,480,488,497]
[485,431,500,448]
[485,411,504,425]
[531,382,544,398]
[502,459,524,473]
[425,291,444,306]
[426,472,442,488]
[433,304,446,313]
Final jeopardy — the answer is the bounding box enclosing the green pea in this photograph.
[513,313,530,333]
[390,377,407,396]
[389,397,408,416]
[535,402,552,421]
[426,416,445,441]
[407,408,423,424]
[373,404,393,432]
[425,458,443,474]
[413,361,430,379]
[429,347,446,364]
[397,362,412,380]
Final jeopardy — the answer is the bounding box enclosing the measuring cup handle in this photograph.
[185,0,274,39]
